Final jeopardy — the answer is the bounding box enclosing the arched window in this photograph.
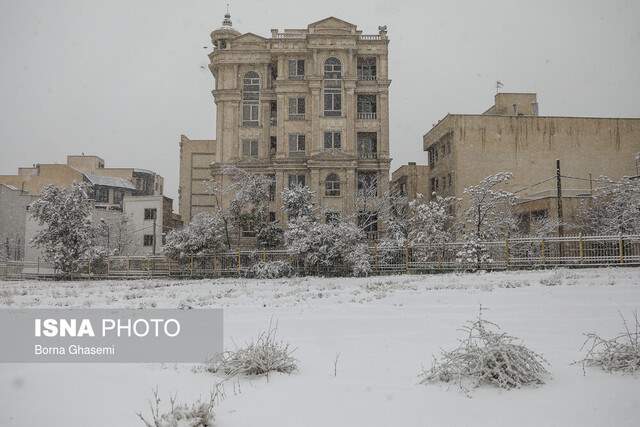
[323,58,342,116]
[242,71,260,126]
[325,173,340,196]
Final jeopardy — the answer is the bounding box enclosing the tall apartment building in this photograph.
[180,15,391,237]
[422,92,640,229]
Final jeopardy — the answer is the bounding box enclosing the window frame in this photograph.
[324,131,342,150]
[242,71,260,127]
[357,56,377,80]
[287,59,305,80]
[288,174,306,189]
[144,208,157,220]
[288,96,306,119]
[288,134,306,154]
[143,234,154,247]
[325,173,341,197]
[242,139,259,158]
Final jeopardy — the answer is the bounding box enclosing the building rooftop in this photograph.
[84,173,137,190]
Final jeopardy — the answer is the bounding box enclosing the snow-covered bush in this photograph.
[137,387,221,427]
[164,212,226,260]
[249,260,295,279]
[256,222,284,248]
[419,310,550,394]
[284,216,371,276]
[576,311,640,374]
[455,235,492,269]
[29,183,107,275]
[407,194,458,261]
[209,321,297,378]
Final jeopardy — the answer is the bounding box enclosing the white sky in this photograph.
[1,0,639,204]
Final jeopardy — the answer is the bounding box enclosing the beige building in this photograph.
[0,154,164,199]
[423,92,640,226]
[180,15,391,237]
[390,162,429,200]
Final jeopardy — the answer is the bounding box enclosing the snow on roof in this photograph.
[83,173,136,190]
[1,184,19,191]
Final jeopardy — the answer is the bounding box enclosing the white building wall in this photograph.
[122,196,164,255]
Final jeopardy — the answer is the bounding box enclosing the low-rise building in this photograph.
[422,92,640,226]
[390,162,429,200]
[0,184,38,260]
[122,195,182,256]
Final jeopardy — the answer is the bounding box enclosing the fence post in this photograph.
[190,256,194,277]
[237,250,241,277]
[579,233,584,262]
[540,239,545,264]
[405,243,410,273]
[37,257,40,276]
[373,245,378,274]
[504,238,510,268]
[619,235,624,264]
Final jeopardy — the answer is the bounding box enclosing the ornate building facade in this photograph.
[180,15,391,238]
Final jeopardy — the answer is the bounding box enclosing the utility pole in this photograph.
[556,159,564,237]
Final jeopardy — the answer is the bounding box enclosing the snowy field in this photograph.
[1,267,639,426]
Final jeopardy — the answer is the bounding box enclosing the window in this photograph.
[269,136,277,156]
[270,100,277,126]
[288,134,306,154]
[430,177,439,193]
[325,173,341,196]
[324,131,341,150]
[323,57,342,117]
[242,140,259,158]
[357,133,378,159]
[288,174,306,188]
[357,172,378,196]
[94,188,109,203]
[399,182,407,196]
[113,190,124,205]
[357,57,377,80]
[240,216,256,238]
[143,235,154,247]
[288,59,305,79]
[288,97,305,120]
[325,211,340,224]
[144,208,157,220]
[269,211,276,223]
[357,95,377,119]
[268,174,276,201]
[242,71,260,126]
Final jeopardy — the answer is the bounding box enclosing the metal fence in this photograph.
[1,234,639,281]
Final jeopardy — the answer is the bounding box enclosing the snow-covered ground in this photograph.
[1,268,639,426]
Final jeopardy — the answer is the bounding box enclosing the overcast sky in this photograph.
[1,0,639,205]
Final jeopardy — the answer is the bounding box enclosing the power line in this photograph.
[513,176,556,194]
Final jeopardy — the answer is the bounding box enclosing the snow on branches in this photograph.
[576,176,640,235]
[164,212,226,259]
[29,183,107,274]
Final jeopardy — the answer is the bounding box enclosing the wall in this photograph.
[0,185,37,260]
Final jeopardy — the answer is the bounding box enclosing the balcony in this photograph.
[357,74,377,81]
[358,151,378,160]
[288,75,304,81]
[357,112,377,120]
[288,114,305,121]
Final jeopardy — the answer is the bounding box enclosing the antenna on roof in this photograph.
[496,80,504,93]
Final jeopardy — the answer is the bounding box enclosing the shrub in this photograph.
[137,386,222,427]
[419,310,550,394]
[249,260,295,279]
[209,321,297,378]
[575,311,640,374]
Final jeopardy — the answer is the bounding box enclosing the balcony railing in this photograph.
[270,117,277,126]
[357,112,377,120]
[357,74,377,81]
[288,75,304,80]
[288,114,305,121]
[273,33,306,39]
[359,35,383,41]
[358,151,378,160]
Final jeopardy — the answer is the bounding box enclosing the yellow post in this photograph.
[190,256,194,276]
[619,236,624,264]
[540,239,545,264]
[579,233,584,261]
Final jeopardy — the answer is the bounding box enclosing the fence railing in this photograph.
[1,235,639,281]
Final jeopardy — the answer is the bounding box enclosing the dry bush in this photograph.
[209,321,297,378]
[576,311,640,374]
[137,385,223,427]
[419,310,550,395]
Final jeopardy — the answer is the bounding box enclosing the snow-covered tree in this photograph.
[463,172,518,239]
[282,185,314,220]
[29,183,106,274]
[101,214,137,256]
[576,176,640,235]
[164,212,227,259]
[407,194,459,261]
[458,172,517,269]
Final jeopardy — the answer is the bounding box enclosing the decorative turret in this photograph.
[211,8,240,50]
